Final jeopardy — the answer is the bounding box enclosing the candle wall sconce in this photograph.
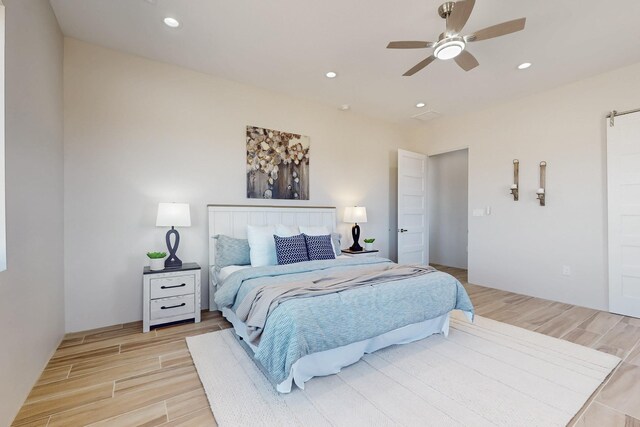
[536,161,547,206]
[510,159,519,201]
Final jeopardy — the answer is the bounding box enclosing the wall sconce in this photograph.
[510,159,519,201]
[536,161,547,206]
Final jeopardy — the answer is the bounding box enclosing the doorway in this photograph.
[428,148,469,269]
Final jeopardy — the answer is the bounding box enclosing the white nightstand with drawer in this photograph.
[143,262,201,332]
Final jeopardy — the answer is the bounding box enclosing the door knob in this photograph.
[398,228,408,233]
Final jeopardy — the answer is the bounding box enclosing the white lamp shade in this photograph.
[343,206,367,223]
[156,203,191,227]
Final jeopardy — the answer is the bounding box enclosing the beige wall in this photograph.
[428,149,468,269]
[0,0,64,424]
[408,62,640,311]
[63,39,408,332]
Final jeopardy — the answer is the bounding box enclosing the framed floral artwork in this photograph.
[246,125,310,200]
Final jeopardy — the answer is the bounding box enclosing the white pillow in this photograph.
[299,225,330,236]
[247,225,277,267]
[299,225,339,255]
[275,224,299,237]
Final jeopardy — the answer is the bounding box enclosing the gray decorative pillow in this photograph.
[214,235,251,270]
[331,233,342,256]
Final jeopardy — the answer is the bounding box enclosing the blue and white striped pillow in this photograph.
[303,234,336,260]
[273,234,309,265]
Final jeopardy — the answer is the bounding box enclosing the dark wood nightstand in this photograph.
[341,249,380,257]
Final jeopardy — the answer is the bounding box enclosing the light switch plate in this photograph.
[472,209,485,217]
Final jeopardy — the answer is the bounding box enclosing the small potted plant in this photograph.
[363,238,375,251]
[147,251,167,271]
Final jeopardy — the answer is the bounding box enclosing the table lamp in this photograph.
[156,202,191,269]
[343,206,367,251]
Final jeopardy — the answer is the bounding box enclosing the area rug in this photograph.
[186,313,620,426]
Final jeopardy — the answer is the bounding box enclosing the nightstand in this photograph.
[142,262,201,333]
[341,249,380,257]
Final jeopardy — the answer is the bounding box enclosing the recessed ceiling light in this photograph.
[163,17,180,28]
[325,71,337,79]
[416,102,426,108]
[517,62,532,70]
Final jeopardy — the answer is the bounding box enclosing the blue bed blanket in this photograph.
[214,257,474,385]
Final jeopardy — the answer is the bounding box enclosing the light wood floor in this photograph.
[12,266,640,426]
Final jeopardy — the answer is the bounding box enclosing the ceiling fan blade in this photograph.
[387,41,434,49]
[467,17,526,42]
[403,55,436,76]
[454,50,479,71]
[446,0,476,34]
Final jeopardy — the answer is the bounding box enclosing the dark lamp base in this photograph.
[164,226,183,269]
[349,223,363,251]
[164,258,183,269]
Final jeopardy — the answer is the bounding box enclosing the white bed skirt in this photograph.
[221,307,453,393]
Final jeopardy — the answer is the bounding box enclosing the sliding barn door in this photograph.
[608,112,640,317]
[397,149,428,265]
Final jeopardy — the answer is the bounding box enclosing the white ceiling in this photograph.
[50,0,640,124]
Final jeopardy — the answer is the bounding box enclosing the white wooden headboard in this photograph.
[207,204,337,309]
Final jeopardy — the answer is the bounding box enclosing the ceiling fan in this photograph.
[387,0,526,76]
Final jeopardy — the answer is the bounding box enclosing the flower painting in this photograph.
[246,125,310,200]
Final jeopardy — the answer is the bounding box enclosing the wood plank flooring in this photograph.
[435,265,640,427]
[12,266,640,426]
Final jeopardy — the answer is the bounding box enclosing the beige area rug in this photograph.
[187,313,620,426]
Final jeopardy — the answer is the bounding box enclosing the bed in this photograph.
[208,205,474,393]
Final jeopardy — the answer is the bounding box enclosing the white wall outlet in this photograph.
[562,265,571,276]
[485,206,492,215]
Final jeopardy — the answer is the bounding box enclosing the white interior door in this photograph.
[608,112,640,317]
[397,149,428,265]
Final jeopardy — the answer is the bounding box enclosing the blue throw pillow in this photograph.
[273,234,309,265]
[214,235,251,271]
[331,232,342,256]
[303,234,336,261]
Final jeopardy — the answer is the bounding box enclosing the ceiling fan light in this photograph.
[434,39,465,60]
